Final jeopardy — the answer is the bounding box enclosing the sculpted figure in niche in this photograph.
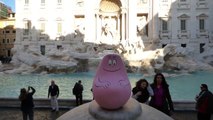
[137,0,148,5]
[137,16,147,36]
[101,23,114,44]
[73,24,84,42]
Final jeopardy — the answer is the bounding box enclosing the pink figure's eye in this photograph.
[112,59,116,66]
[108,59,112,66]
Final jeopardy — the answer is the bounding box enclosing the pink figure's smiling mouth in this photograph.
[103,67,121,72]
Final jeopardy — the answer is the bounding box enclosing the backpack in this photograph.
[72,83,78,95]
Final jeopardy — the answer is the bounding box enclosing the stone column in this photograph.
[117,15,120,40]
[84,0,96,43]
[97,14,100,42]
[117,15,120,31]
[128,0,137,42]
[152,0,159,42]
[95,9,101,43]
[121,11,125,40]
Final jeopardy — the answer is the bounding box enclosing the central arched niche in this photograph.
[99,0,122,13]
[98,0,123,44]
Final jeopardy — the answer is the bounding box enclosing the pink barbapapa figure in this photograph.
[92,54,131,109]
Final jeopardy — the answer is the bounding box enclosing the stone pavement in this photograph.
[0,107,67,120]
[1,107,212,120]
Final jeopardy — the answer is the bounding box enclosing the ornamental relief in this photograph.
[75,0,84,8]
[137,0,148,6]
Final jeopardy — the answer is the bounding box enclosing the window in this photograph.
[7,50,11,57]
[40,23,45,33]
[23,20,31,35]
[25,0,29,5]
[162,20,168,31]
[162,44,167,48]
[199,19,205,30]
[200,43,205,53]
[197,14,208,31]
[180,20,186,30]
[178,14,189,32]
[58,0,62,4]
[24,22,29,34]
[6,31,10,33]
[7,39,10,43]
[57,23,62,34]
[57,45,62,49]
[181,44,186,48]
[3,39,5,43]
[142,0,147,3]
[41,0,45,4]
[40,45,45,55]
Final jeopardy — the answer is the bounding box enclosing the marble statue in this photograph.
[101,24,114,44]
[137,16,147,36]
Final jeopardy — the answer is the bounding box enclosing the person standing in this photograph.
[73,80,84,106]
[149,73,174,116]
[48,80,59,112]
[132,79,153,104]
[195,84,213,120]
[19,86,36,120]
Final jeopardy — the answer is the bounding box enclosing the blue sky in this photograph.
[0,0,15,12]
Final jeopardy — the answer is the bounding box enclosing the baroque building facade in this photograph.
[0,13,16,63]
[15,0,213,55]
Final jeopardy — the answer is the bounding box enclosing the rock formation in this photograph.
[1,38,213,75]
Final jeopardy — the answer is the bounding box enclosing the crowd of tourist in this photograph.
[132,73,174,116]
[18,72,213,120]
[131,73,212,120]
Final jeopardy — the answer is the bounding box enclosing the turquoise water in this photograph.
[0,71,213,101]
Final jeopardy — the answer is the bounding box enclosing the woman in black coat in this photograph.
[132,79,153,104]
[149,73,174,116]
[19,86,36,120]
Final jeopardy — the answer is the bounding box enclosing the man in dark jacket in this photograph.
[195,84,213,120]
[73,80,84,106]
[48,80,60,112]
